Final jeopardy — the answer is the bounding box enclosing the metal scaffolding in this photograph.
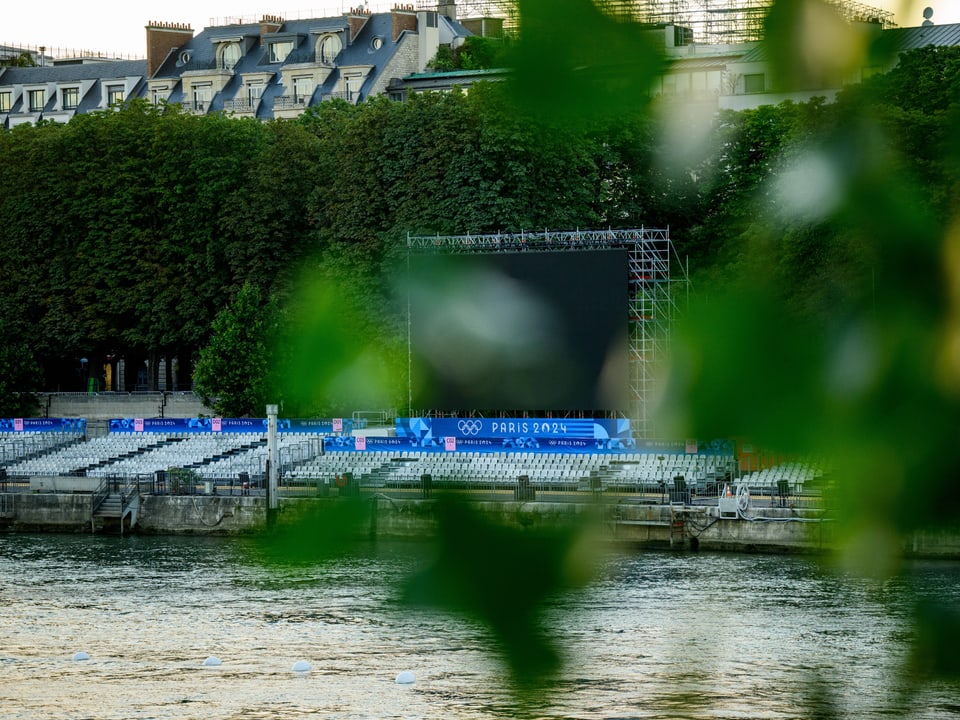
[407,228,689,438]
[442,0,897,45]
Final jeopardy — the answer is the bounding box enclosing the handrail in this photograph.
[91,476,110,512]
[116,475,141,514]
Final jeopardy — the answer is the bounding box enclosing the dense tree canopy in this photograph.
[0,46,954,411]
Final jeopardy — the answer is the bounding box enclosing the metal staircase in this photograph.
[91,477,140,535]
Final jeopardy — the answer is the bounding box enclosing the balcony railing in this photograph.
[177,58,222,73]
[223,97,259,113]
[321,91,358,105]
[273,94,310,110]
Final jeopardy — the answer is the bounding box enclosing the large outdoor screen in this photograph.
[407,249,629,413]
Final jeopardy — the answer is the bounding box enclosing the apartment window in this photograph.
[318,34,341,64]
[107,85,125,106]
[218,42,242,70]
[293,76,313,103]
[343,73,362,101]
[192,83,213,110]
[744,73,765,94]
[0,91,11,112]
[28,88,44,112]
[691,71,707,97]
[270,40,295,63]
[62,87,80,110]
[151,85,169,104]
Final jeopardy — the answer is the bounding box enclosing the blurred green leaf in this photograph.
[401,496,598,688]
[249,499,372,566]
[659,280,827,453]
[275,260,405,417]
[507,0,666,123]
[763,0,878,92]
[908,599,960,680]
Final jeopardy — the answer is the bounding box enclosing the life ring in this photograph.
[335,474,347,488]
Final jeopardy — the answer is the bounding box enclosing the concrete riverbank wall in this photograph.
[2,493,959,559]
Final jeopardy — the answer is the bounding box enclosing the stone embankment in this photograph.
[2,492,958,558]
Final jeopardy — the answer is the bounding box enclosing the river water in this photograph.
[1,532,958,720]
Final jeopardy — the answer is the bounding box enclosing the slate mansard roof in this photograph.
[0,8,473,126]
[0,59,147,119]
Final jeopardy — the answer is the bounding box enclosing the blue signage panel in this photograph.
[324,436,421,452]
[108,417,351,434]
[323,435,635,454]
[0,418,86,433]
[395,417,634,449]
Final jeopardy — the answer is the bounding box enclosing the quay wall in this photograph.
[1,493,958,558]
[135,495,267,534]
[0,493,93,532]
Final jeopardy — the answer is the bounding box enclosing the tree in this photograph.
[191,283,279,417]
[427,36,508,71]
[0,318,41,416]
[0,51,36,67]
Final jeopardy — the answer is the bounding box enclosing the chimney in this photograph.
[461,17,504,39]
[145,21,194,77]
[260,14,284,46]
[347,7,372,44]
[439,2,456,22]
[392,4,417,43]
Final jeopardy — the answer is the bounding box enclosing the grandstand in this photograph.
[0,418,828,507]
[0,228,830,509]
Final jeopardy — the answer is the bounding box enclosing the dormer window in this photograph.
[192,82,213,110]
[0,91,11,112]
[151,85,169,105]
[293,76,313,103]
[270,40,295,63]
[62,87,80,110]
[317,34,341,64]
[247,81,264,102]
[218,42,242,70]
[107,85,125,106]
[28,89,45,112]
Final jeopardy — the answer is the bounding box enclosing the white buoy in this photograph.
[395,671,415,685]
[72,651,90,662]
[292,660,312,673]
[203,656,223,667]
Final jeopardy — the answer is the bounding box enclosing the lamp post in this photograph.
[657,455,665,504]
[266,404,279,525]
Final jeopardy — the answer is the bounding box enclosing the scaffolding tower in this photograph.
[443,0,896,45]
[407,228,689,438]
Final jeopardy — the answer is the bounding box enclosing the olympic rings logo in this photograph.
[457,420,482,435]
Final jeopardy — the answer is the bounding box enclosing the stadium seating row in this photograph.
[0,431,829,495]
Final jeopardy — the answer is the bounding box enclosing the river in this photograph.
[1,533,958,720]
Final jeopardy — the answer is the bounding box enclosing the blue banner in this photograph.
[395,417,634,450]
[321,434,735,456]
[634,438,734,455]
[324,434,634,454]
[108,417,352,434]
[286,418,354,434]
[324,436,421,452]
[0,418,86,433]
